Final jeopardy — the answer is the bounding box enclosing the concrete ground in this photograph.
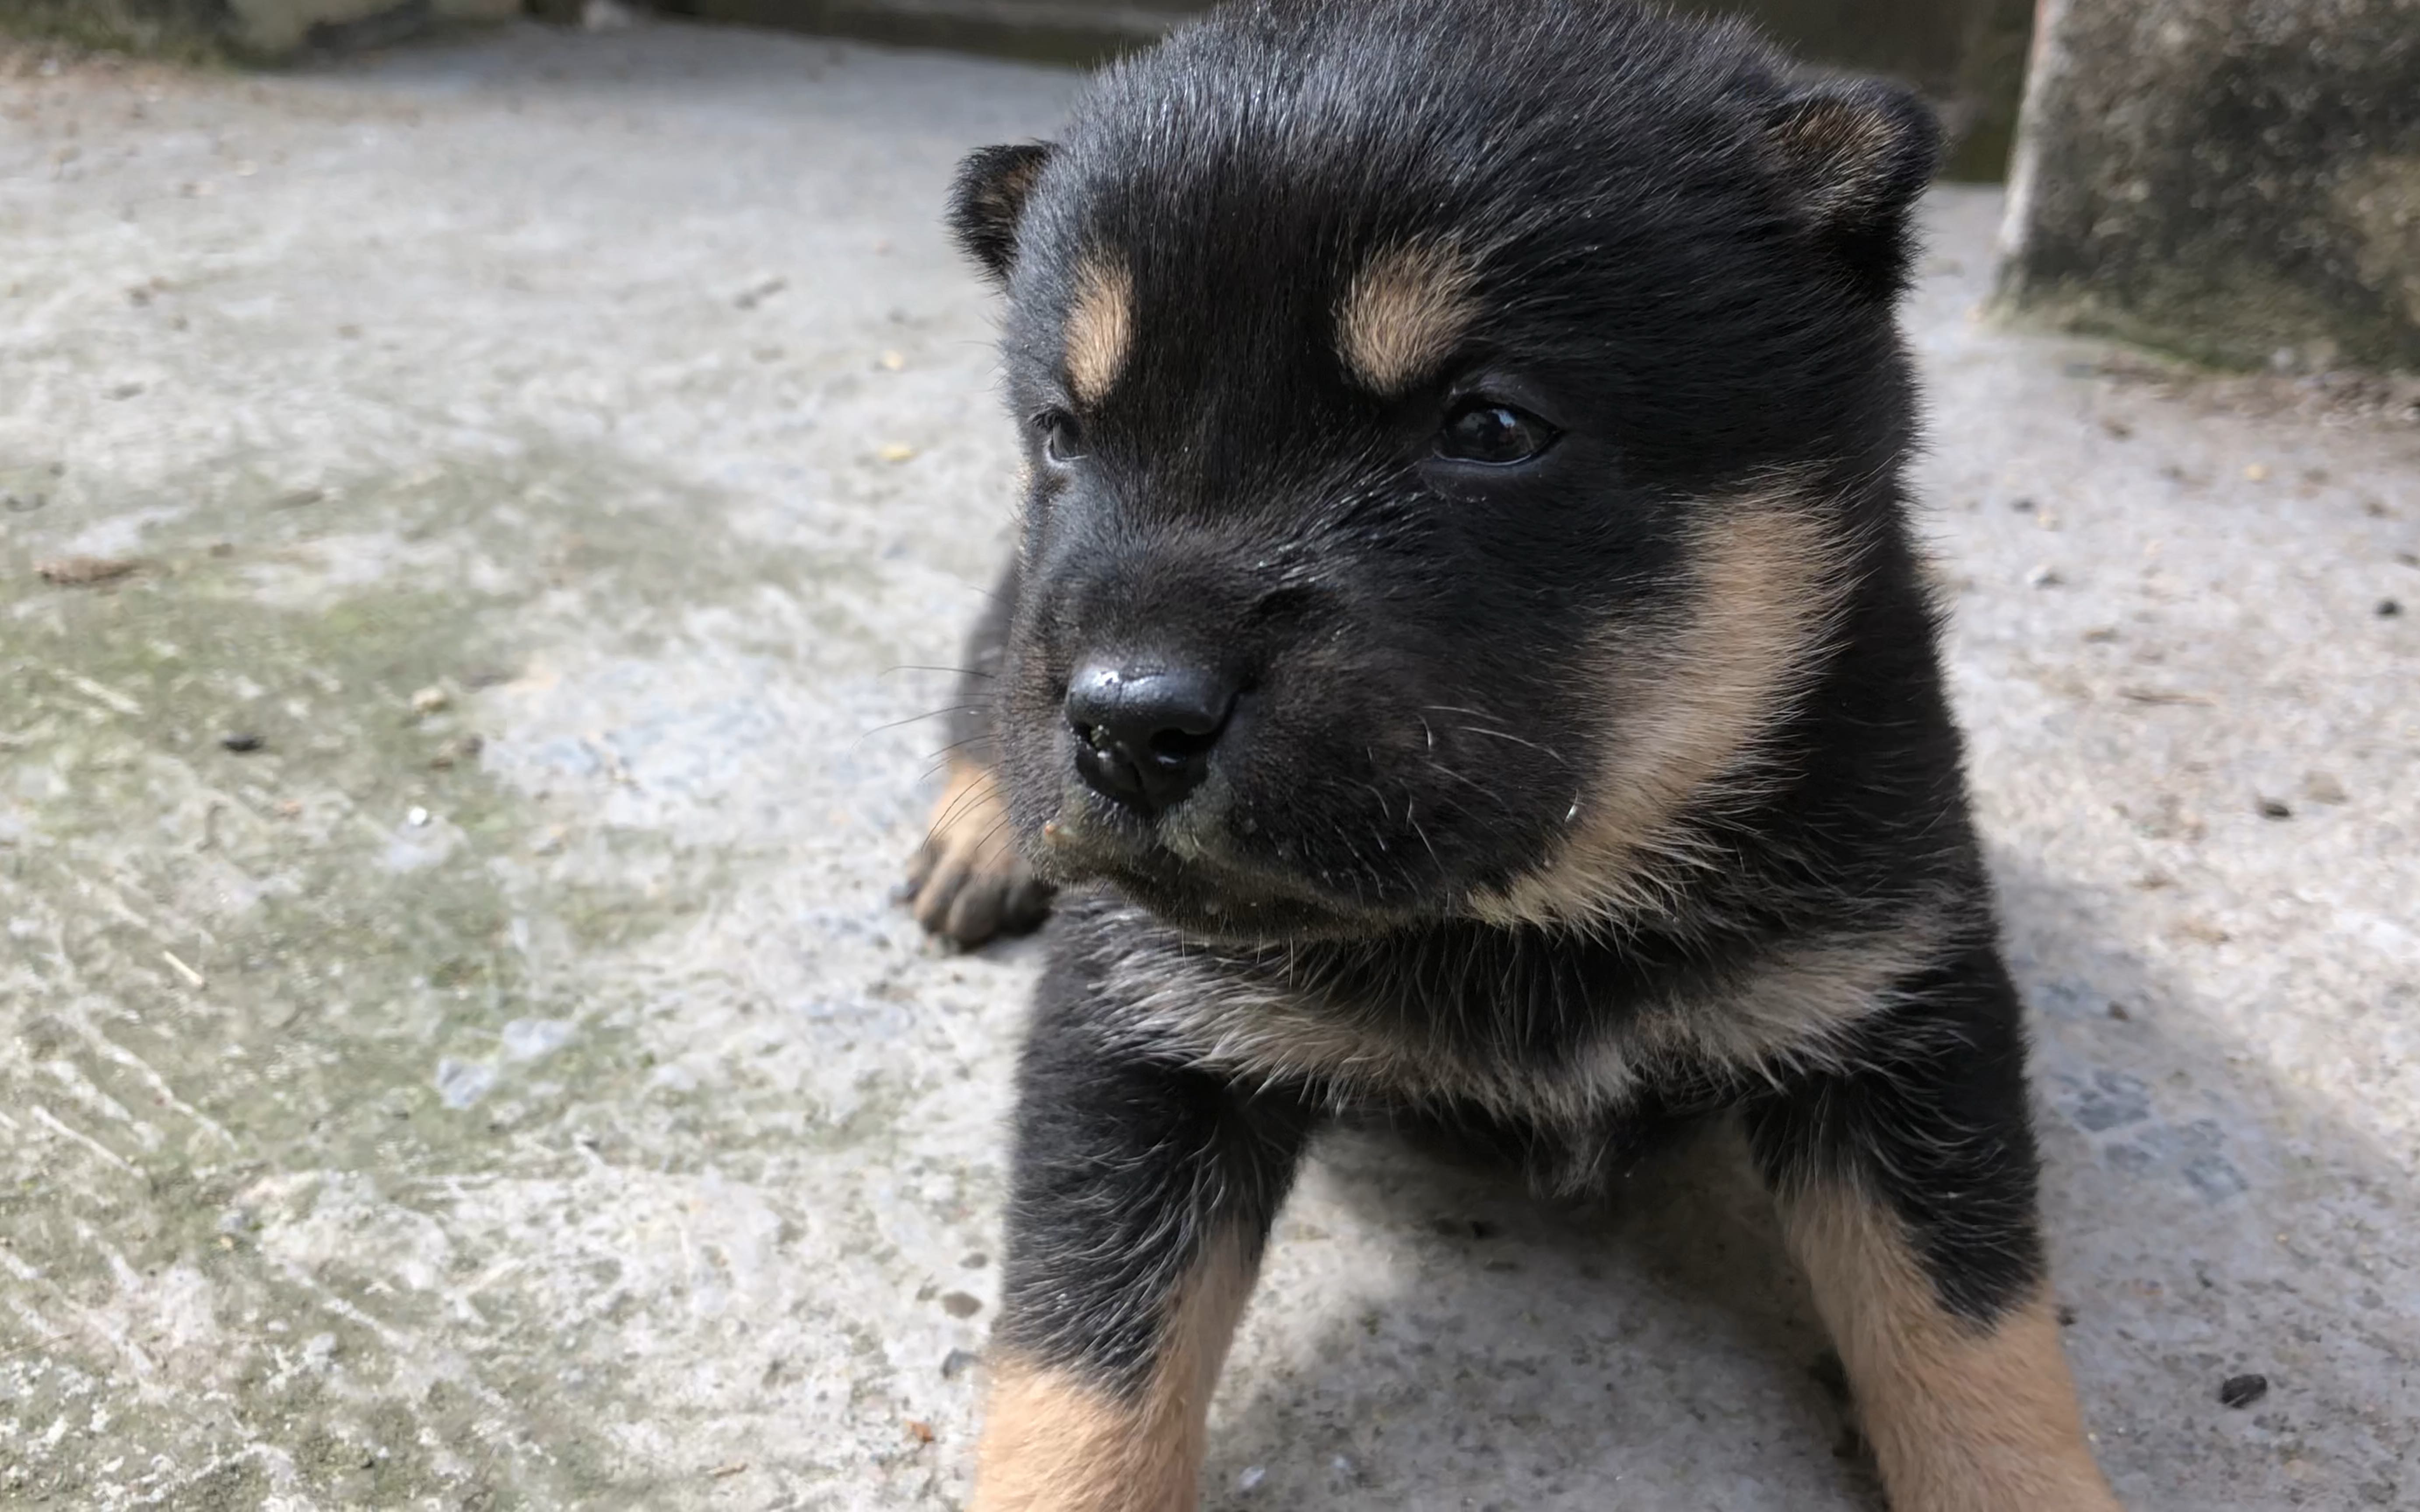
[0,21,2413,1512]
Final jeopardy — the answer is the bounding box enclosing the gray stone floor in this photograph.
[0,21,2413,1512]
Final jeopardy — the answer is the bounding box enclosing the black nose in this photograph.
[1064,659,1235,815]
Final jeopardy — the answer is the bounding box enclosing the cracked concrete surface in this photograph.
[0,21,2414,1511]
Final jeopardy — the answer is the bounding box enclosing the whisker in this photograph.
[853,703,986,749]
[924,774,999,841]
[916,734,995,781]
[1452,724,1551,754]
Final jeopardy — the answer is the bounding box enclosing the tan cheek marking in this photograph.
[1064,257,1135,406]
[1336,242,1477,393]
[1470,486,1848,931]
[972,1231,1257,1512]
[1781,1181,2121,1512]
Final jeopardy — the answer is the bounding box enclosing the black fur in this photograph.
[948,142,1058,282]
[997,948,1317,1393]
[933,0,2048,1449]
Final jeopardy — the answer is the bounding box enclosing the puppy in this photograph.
[906,2,2122,1507]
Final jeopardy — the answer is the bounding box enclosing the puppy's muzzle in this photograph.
[1064,657,1236,817]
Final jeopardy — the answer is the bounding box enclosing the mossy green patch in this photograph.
[0,436,846,1506]
[0,0,232,63]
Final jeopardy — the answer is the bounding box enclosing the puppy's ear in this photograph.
[948,142,1057,284]
[1764,80,1941,298]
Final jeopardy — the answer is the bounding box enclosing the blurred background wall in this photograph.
[7,0,2413,376]
[652,0,2036,182]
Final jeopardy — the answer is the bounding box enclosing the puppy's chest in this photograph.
[1082,906,1948,1126]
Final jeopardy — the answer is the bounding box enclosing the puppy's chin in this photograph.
[1025,786,1406,944]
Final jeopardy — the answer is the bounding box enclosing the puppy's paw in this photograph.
[907,762,1051,946]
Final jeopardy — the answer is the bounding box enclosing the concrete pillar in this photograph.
[1996,0,2420,372]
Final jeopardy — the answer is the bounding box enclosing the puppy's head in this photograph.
[950,0,1938,942]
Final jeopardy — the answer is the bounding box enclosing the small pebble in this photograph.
[220,732,265,753]
[940,1348,980,1380]
[2380,598,2403,618]
[2024,564,2062,588]
[732,274,786,309]
[2301,771,2347,805]
[2256,798,2292,820]
[1234,1465,1266,1493]
[903,1419,935,1446]
[2218,1372,2269,1409]
[407,805,431,828]
[2105,1002,2130,1022]
[430,734,484,769]
[877,442,917,464]
[410,685,450,715]
[940,1291,982,1318]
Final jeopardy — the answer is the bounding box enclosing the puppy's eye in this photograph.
[1037,410,1087,464]
[1436,400,1557,466]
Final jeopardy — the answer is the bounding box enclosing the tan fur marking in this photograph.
[1472,486,1849,932]
[1336,242,1477,393]
[972,1232,1257,1512]
[1064,257,1135,406]
[1782,1180,2121,1512]
[908,758,1036,942]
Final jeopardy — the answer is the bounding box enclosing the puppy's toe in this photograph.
[907,763,1052,947]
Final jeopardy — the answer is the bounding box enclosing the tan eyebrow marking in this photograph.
[1063,255,1135,406]
[1336,242,1479,393]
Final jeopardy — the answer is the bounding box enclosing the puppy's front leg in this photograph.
[1745,946,2122,1512]
[975,959,1316,1512]
[908,556,1052,946]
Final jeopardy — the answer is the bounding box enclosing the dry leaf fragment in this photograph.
[37,556,138,586]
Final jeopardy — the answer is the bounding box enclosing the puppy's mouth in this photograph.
[1029,779,1403,942]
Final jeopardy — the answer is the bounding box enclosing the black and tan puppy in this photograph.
[905,2,2121,1506]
